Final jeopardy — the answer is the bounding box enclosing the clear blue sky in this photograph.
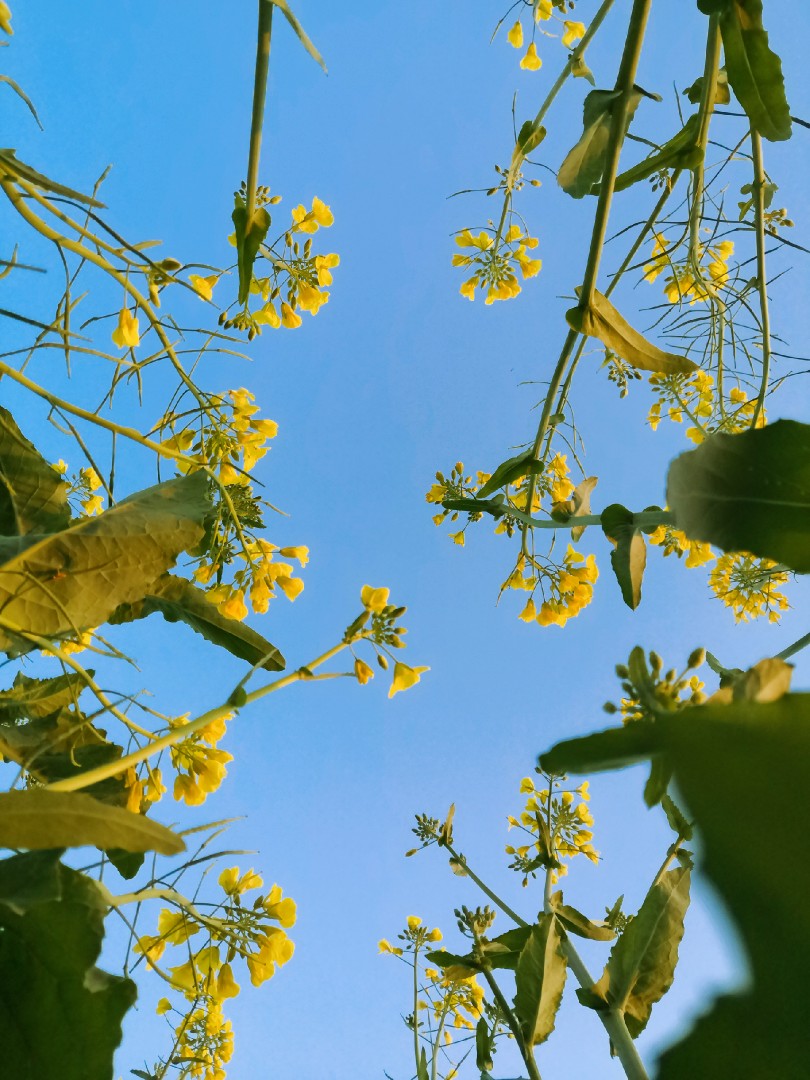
[3,2,810,1078]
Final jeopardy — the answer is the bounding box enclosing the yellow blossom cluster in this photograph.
[507,773,596,884]
[648,523,715,569]
[504,545,597,628]
[123,763,166,814]
[159,387,278,486]
[644,232,735,303]
[170,713,234,806]
[708,553,790,623]
[354,585,429,698]
[453,224,541,303]
[164,997,234,1080]
[199,538,308,621]
[648,371,765,444]
[54,459,105,517]
[505,2,586,71]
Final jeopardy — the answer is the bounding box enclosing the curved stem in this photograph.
[750,128,771,428]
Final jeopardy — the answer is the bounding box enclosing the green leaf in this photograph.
[0,471,209,654]
[516,120,547,157]
[0,670,86,722]
[232,201,271,305]
[425,948,480,978]
[539,721,659,775]
[0,849,64,913]
[666,420,810,572]
[684,68,731,105]
[587,865,690,1038]
[655,696,810,1077]
[475,1016,494,1072]
[271,0,327,72]
[601,503,646,610]
[513,914,567,1046]
[0,790,185,855]
[567,289,697,375]
[549,892,616,941]
[0,407,71,536]
[0,148,106,207]
[598,113,703,195]
[477,451,543,499]
[661,794,693,840]
[558,86,653,198]
[426,927,531,978]
[109,574,285,671]
[0,863,136,1080]
[416,1046,429,1080]
[442,495,507,518]
[104,849,146,881]
[720,0,791,141]
[642,755,672,807]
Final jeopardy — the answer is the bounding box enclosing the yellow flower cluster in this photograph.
[55,460,105,517]
[648,371,765,444]
[199,539,307,621]
[644,233,735,304]
[170,713,233,806]
[507,773,596,884]
[708,553,790,623]
[354,585,429,698]
[453,224,541,303]
[160,387,278,486]
[647,523,715,569]
[168,997,234,1080]
[505,2,586,71]
[506,545,597,628]
[123,764,166,814]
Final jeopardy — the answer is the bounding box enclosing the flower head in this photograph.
[112,307,140,348]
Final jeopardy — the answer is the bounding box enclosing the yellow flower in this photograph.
[263,884,297,928]
[407,915,422,930]
[297,283,329,314]
[219,866,264,895]
[449,530,465,546]
[354,658,374,685]
[156,998,172,1015]
[507,20,524,48]
[534,0,552,19]
[246,929,294,986]
[276,574,304,601]
[520,42,542,70]
[81,493,104,516]
[314,252,340,286]
[280,302,302,329]
[0,4,12,35]
[427,927,442,942]
[361,584,390,612]
[254,301,282,328]
[460,275,478,301]
[562,20,586,47]
[219,589,249,621]
[214,963,240,1001]
[389,662,430,699]
[518,598,537,622]
[378,939,403,956]
[111,307,140,348]
[189,273,219,301]
[291,196,334,233]
[157,908,201,945]
[279,545,309,566]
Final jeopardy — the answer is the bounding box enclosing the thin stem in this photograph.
[688,16,722,268]
[412,941,422,1074]
[45,638,350,792]
[578,0,653,310]
[443,842,528,928]
[477,959,543,1080]
[750,128,771,428]
[776,631,810,662]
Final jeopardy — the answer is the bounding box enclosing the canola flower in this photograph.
[507,772,596,884]
[111,306,140,348]
[453,224,541,303]
[504,1,585,71]
[709,553,790,623]
[643,232,735,304]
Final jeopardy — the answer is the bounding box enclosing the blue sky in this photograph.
[3,1,810,1078]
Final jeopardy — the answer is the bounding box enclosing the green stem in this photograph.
[777,631,810,662]
[578,0,653,310]
[750,128,771,428]
[245,0,274,228]
[477,955,543,1080]
[412,941,422,1074]
[443,842,528,928]
[688,15,722,269]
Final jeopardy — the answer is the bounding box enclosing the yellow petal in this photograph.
[562,20,586,47]
[520,42,542,70]
[507,20,523,48]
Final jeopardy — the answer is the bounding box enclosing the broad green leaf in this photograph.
[0,670,86,722]
[0,148,106,207]
[586,866,690,1037]
[720,0,791,141]
[0,863,136,1080]
[0,408,71,536]
[513,914,567,1046]
[567,290,697,375]
[0,849,64,913]
[104,849,146,880]
[109,574,285,671]
[549,892,615,941]
[442,495,507,518]
[516,120,547,157]
[539,721,659,775]
[697,0,731,13]
[271,0,327,72]
[426,927,532,978]
[597,114,703,195]
[477,450,543,499]
[655,696,810,1077]
[0,790,185,855]
[666,420,810,572]
[232,201,271,305]
[601,503,646,610]
[425,948,479,978]
[0,471,209,654]
[642,755,672,807]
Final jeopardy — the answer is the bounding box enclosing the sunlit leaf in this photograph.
[513,914,567,1046]
[0,407,70,536]
[719,0,791,141]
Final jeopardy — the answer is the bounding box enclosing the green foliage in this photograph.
[513,915,568,1046]
[109,573,285,671]
[0,790,184,853]
[558,88,651,199]
[476,450,544,499]
[667,420,810,572]
[0,406,71,535]
[0,859,136,1080]
[601,503,647,609]
[604,114,702,194]
[578,866,690,1039]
